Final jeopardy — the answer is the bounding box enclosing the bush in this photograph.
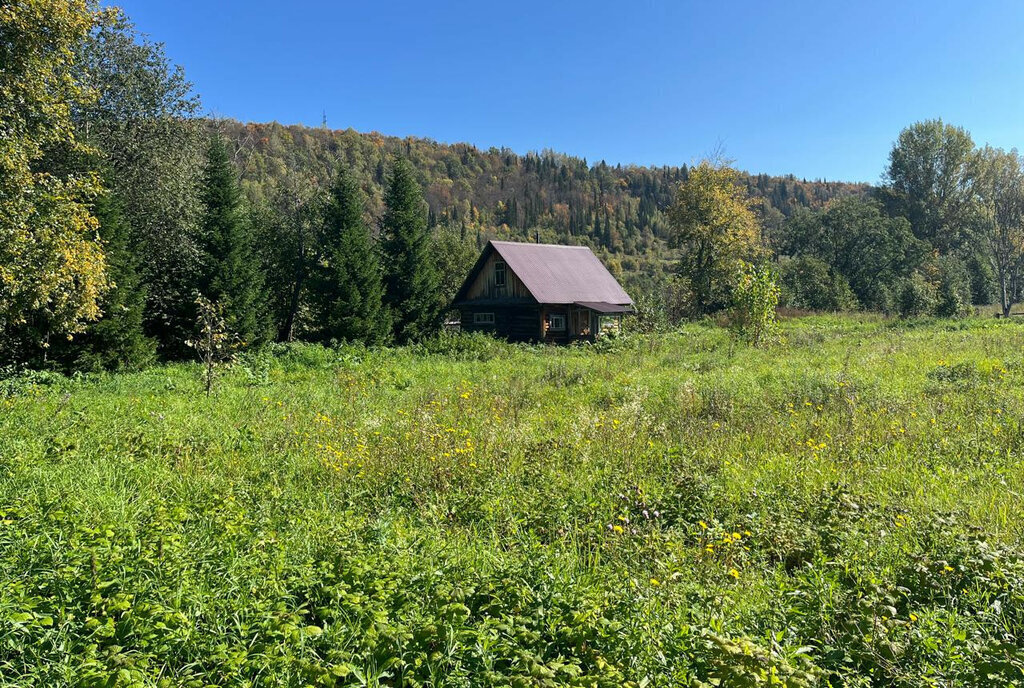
[777,256,860,312]
[236,346,274,386]
[728,262,780,346]
[934,255,974,318]
[860,281,896,314]
[892,258,972,319]
[628,291,671,333]
[267,341,363,370]
[966,251,996,305]
[666,275,697,322]
[896,272,938,317]
[410,330,514,361]
[0,365,69,397]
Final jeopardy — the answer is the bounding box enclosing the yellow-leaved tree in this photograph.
[668,160,762,316]
[0,0,107,359]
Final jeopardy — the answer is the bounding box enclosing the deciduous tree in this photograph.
[729,262,780,346]
[776,255,858,312]
[883,119,978,252]
[668,161,761,315]
[431,222,479,317]
[0,0,108,362]
[781,198,927,311]
[976,146,1024,317]
[73,7,204,356]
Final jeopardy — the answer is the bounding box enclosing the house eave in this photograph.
[453,297,537,308]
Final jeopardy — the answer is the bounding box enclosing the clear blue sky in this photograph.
[113,0,1024,183]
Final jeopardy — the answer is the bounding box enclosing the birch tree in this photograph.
[977,147,1024,317]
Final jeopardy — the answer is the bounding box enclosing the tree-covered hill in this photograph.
[217,119,869,269]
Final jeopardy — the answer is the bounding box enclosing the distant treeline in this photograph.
[218,120,868,293]
[222,120,867,249]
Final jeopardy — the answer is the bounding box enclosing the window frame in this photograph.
[472,312,495,325]
[494,260,507,288]
[548,313,566,331]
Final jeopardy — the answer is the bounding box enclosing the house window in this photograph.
[473,312,495,325]
[548,313,566,331]
[494,261,506,287]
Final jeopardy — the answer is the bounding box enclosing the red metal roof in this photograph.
[486,241,633,305]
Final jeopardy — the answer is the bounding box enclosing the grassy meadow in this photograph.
[3,316,1024,686]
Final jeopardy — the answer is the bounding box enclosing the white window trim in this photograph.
[473,312,495,325]
[548,313,566,331]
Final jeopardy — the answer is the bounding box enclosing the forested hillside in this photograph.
[217,120,869,290]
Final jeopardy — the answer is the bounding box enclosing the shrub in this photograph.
[896,272,938,317]
[966,251,996,306]
[410,330,513,361]
[777,256,859,312]
[628,291,671,333]
[187,295,239,396]
[236,346,274,386]
[267,341,358,370]
[692,632,820,687]
[934,255,973,318]
[666,274,697,322]
[0,365,68,397]
[728,262,780,346]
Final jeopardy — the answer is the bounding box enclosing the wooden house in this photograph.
[452,240,634,343]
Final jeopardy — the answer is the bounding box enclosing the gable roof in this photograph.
[454,240,633,306]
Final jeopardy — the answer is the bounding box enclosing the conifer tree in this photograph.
[380,158,440,342]
[66,187,155,371]
[313,168,389,344]
[198,134,266,346]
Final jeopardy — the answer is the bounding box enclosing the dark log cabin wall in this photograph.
[459,251,541,340]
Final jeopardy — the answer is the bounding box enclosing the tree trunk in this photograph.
[282,272,303,343]
[1007,266,1021,318]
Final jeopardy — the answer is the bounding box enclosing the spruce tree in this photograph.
[314,168,389,344]
[67,187,155,371]
[380,158,440,342]
[199,134,266,346]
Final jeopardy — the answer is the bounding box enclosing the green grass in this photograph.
[3,315,1024,686]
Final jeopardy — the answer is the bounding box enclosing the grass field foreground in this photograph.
[3,316,1024,686]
